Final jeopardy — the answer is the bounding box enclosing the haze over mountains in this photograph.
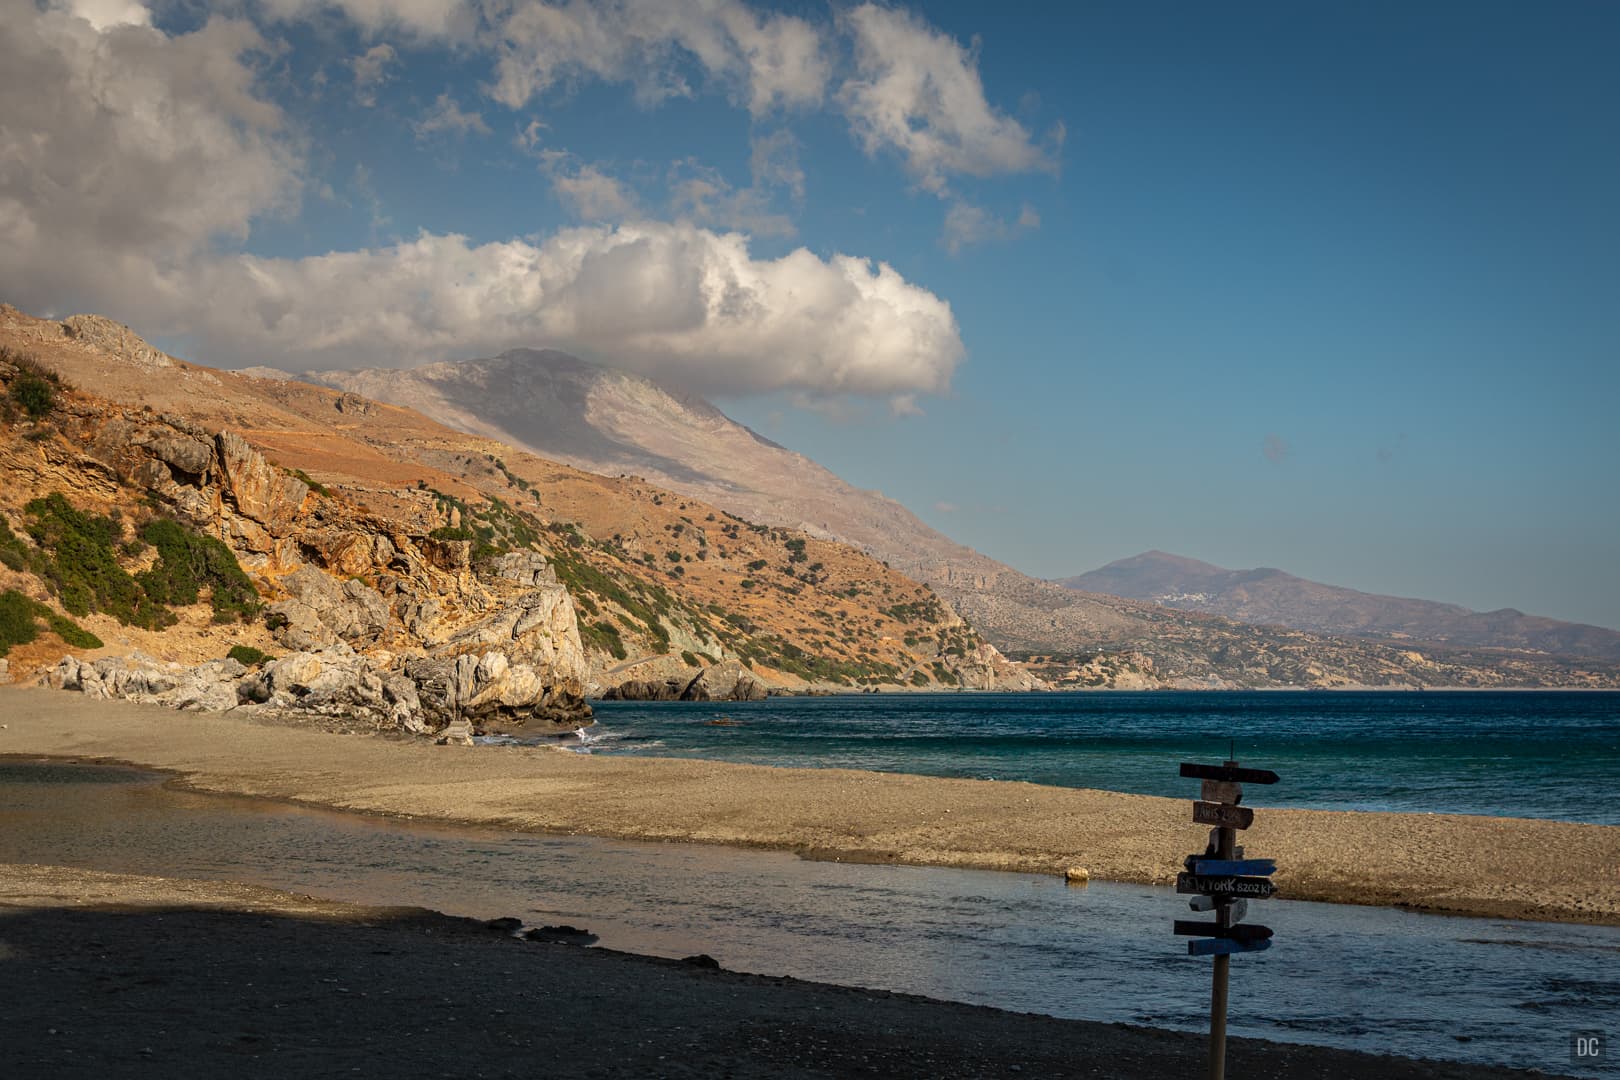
[1063,551,1620,663]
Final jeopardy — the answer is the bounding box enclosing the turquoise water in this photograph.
[554,691,1620,824]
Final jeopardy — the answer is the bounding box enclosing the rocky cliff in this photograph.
[1,305,1032,707]
[0,349,591,732]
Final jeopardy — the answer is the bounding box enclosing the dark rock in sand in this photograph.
[681,954,721,970]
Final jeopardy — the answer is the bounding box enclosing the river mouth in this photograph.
[2,758,1617,1077]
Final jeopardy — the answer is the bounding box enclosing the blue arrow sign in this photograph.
[1187,937,1273,957]
[1189,858,1276,877]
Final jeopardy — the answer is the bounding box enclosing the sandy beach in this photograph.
[0,862,1578,1079]
[2,687,1617,925]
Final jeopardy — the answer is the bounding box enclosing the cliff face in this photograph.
[0,363,591,730]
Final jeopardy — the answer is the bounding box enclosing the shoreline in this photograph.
[0,862,1571,1080]
[2,687,1618,926]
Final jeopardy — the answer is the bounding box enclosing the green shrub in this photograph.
[137,518,260,623]
[0,589,101,656]
[0,590,39,655]
[680,650,700,667]
[9,371,55,419]
[580,620,627,660]
[24,494,164,627]
[226,644,272,667]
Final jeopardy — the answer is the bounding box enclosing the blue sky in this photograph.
[4,1,1617,628]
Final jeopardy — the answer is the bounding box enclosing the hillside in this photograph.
[1063,551,1620,663]
[0,305,1032,707]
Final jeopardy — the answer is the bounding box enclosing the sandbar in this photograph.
[1,687,1617,925]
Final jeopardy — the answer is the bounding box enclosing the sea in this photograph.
[4,690,1618,1076]
[537,690,1620,825]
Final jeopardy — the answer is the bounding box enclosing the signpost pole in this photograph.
[1207,779,1236,1080]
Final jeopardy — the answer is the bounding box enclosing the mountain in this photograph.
[293,348,1620,687]
[1061,551,1620,663]
[299,350,1165,650]
[0,304,1033,701]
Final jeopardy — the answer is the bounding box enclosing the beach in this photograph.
[0,862,1576,1079]
[2,688,1617,925]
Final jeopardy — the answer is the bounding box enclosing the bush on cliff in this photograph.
[23,494,166,628]
[136,518,261,623]
[21,494,261,629]
[0,588,102,657]
[226,644,272,667]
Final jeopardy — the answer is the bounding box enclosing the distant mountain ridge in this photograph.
[1061,551,1620,662]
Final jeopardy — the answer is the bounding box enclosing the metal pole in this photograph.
[1208,761,1239,1080]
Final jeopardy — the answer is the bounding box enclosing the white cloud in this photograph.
[941,199,1040,255]
[0,1,300,314]
[539,153,641,221]
[839,3,1053,194]
[350,42,396,106]
[413,92,491,138]
[485,0,830,116]
[52,0,152,31]
[181,223,963,404]
[0,0,966,411]
[933,500,958,513]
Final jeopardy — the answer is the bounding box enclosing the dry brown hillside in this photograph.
[0,305,1035,694]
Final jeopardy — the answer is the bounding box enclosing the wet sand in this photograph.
[2,687,1618,925]
[0,863,1574,1079]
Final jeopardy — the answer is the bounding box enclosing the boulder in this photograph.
[682,660,767,702]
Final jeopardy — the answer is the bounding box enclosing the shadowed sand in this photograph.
[0,863,1577,1080]
[2,687,1617,925]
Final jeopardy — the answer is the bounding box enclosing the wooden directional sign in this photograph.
[1176,872,1276,899]
[1180,762,1279,785]
[1189,858,1275,878]
[1192,801,1254,829]
[1201,779,1242,805]
[1173,921,1274,942]
[1187,936,1272,957]
[1189,896,1250,927]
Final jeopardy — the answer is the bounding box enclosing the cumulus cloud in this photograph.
[0,0,300,315]
[52,0,151,31]
[485,0,830,116]
[838,4,1054,194]
[172,223,963,404]
[0,0,964,409]
[350,42,396,106]
[413,92,491,138]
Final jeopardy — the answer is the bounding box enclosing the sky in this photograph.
[3,0,1617,629]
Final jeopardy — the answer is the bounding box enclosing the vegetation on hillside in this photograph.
[7,493,260,630]
[0,588,102,657]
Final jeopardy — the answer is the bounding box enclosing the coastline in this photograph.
[2,687,1618,925]
[0,863,1569,1080]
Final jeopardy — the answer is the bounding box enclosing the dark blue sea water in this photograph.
[553,691,1620,824]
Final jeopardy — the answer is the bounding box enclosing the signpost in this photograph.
[1176,758,1277,1080]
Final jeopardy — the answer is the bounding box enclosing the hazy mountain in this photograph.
[1061,551,1620,662]
[303,349,1147,651]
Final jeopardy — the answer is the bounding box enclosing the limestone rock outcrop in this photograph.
[600,659,767,702]
[25,403,592,733]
